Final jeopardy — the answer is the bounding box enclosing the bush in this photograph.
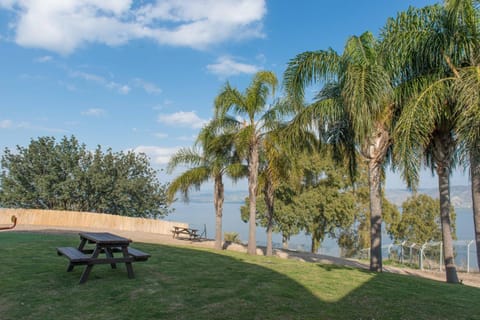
[224,232,242,244]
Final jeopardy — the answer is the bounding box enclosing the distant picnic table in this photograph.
[57,232,150,284]
[171,226,200,240]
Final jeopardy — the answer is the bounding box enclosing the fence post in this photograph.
[419,243,426,271]
[400,241,406,264]
[409,243,416,264]
[467,240,474,273]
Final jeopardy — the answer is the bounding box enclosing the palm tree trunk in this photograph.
[437,165,459,283]
[470,152,480,271]
[213,176,224,250]
[282,234,289,249]
[368,159,383,272]
[311,236,319,254]
[363,126,390,272]
[433,132,459,284]
[247,141,259,255]
[264,179,275,256]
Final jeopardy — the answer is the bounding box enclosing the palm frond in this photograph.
[215,84,246,118]
[283,49,341,105]
[166,148,204,173]
[455,65,480,161]
[166,166,210,202]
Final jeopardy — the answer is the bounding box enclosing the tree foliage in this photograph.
[167,122,245,250]
[337,162,400,258]
[0,136,171,218]
[242,151,359,253]
[389,194,456,244]
[214,70,278,255]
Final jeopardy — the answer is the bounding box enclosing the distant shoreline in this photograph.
[182,185,473,208]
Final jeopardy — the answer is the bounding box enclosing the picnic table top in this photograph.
[173,226,198,232]
[79,232,132,245]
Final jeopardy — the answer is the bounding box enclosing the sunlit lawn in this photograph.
[1,232,479,320]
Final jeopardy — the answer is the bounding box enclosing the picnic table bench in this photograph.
[57,232,150,284]
[171,226,200,240]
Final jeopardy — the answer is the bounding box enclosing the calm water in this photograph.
[164,202,476,257]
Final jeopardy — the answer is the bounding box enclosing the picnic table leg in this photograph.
[79,265,94,284]
[105,248,117,269]
[121,246,135,279]
[77,238,87,251]
[79,245,101,284]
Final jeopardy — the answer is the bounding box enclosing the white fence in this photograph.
[359,240,479,273]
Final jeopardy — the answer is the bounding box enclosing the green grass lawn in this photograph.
[1,232,479,320]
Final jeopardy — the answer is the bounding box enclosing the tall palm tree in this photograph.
[167,121,243,250]
[381,0,480,283]
[455,65,480,271]
[215,70,278,255]
[283,32,393,272]
[438,0,480,279]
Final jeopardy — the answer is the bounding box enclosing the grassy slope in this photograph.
[1,232,479,320]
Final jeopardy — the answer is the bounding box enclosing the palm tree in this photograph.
[215,71,278,255]
[455,65,480,271]
[381,0,480,283]
[258,122,296,256]
[167,121,243,250]
[441,0,480,279]
[283,32,393,272]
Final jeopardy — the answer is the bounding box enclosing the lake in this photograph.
[164,201,476,258]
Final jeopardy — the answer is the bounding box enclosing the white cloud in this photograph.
[0,118,68,132]
[1,0,266,54]
[177,135,196,141]
[133,145,180,165]
[154,132,168,139]
[34,55,52,63]
[0,119,13,128]
[207,56,259,77]
[132,78,162,95]
[58,80,77,92]
[70,70,130,94]
[158,111,208,129]
[81,108,106,117]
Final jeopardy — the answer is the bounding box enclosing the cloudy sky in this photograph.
[0,0,468,189]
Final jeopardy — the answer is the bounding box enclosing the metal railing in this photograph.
[358,240,479,272]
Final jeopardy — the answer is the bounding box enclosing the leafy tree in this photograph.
[389,194,456,245]
[337,161,400,258]
[242,151,358,253]
[167,122,245,250]
[284,31,395,271]
[0,136,171,218]
[240,183,302,249]
[215,70,278,255]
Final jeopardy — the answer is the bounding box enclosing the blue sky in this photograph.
[0,0,469,190]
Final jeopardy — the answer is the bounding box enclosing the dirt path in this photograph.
[9,224,480,288]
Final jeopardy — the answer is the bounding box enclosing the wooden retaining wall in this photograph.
[0,208,187,235]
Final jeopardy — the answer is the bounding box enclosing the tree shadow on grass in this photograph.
[1,232,479,320]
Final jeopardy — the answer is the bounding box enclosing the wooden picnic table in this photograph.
[171,226,200,240]
[57,232,150,284]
